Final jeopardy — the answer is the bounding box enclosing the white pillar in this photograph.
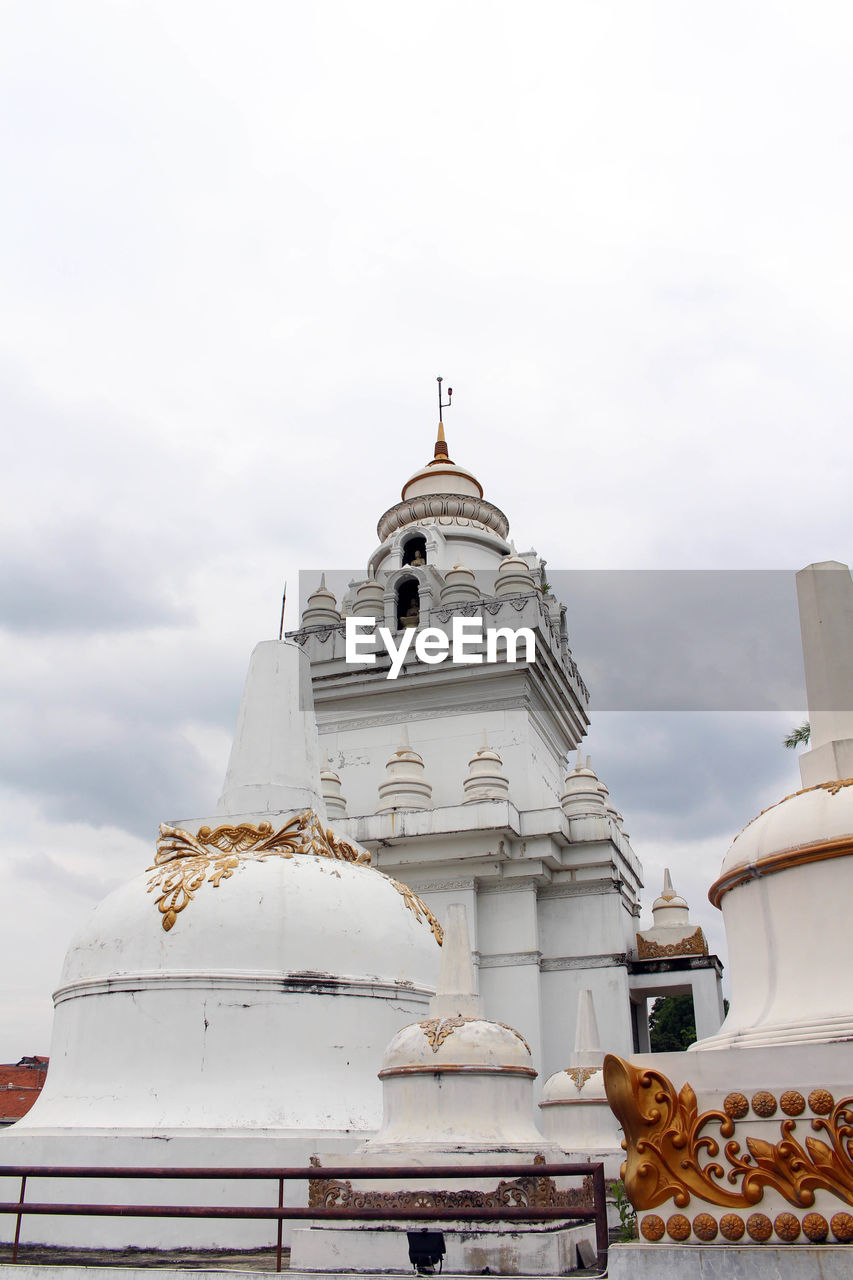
[690,969,725,1042]
[796,561,853,786]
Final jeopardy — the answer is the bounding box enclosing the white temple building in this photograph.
[0,409,730,1259]
[291,421,724,1076]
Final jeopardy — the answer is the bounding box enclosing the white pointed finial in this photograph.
[398,724,410,751]
[481,728,489,751]
[662,868,675,900]
[429,904,481,1018]
[572,989,604,1068]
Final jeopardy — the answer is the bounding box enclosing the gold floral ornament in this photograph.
[636,927,708,960]
[147,812,445,937]
[604,1054,853,1215]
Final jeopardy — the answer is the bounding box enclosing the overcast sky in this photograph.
[1,1,851,1060]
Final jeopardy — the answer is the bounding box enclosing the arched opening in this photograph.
[396,578,420,630]
[402,535,427,568]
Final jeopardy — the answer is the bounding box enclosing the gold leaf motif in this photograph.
[604,1054,853,1215]
[382,875,444,945]
[146,812,391,933]
[636,927,708,959]
[419,1015,469,1051]
[567,1066,598,1090]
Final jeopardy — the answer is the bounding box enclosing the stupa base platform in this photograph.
[291,1221,596,1275]
[608,1241,853,1278]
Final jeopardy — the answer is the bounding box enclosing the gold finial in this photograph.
[434,377,452,460]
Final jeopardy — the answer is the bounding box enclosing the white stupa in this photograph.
[0,640,442,1246]
[539,990,623,1176]
[294,906,598,1275]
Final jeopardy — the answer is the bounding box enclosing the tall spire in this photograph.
[433,419,449,462]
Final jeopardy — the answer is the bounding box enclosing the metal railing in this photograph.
[0,1160,608,1272]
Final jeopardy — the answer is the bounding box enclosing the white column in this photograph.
[796,561,853,786]
[691,969,726,1042]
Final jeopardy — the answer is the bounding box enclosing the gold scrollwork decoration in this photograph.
[308,1163,593,1212]
[420,1015,468,1051]
[418,1016,530,1054]
[567,1066,599,1090]
[636,927,708,960]
[604,1054,853,1214]
[383,875,444,945]
[147,812,368,931]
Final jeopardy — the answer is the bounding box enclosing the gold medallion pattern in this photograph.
[692,1212,717,1240]
[746,1213,772,1241]
[604,1054,853,1214]
[802,1212,829,1242]
[146,813,442,944]
[666,1213,690,1240]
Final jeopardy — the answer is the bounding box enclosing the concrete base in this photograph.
[608,1241,853,1278]
[291,1222,596,1274]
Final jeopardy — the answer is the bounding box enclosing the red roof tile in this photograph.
[0,1058,49,1123]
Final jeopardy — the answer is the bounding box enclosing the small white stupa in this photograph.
[300,574,342,627]
[320,750,348,819]
[376,725,433,812]
[634,869,708,960]
[495,545,536,596]
[350,571,385,618]
[294,906,598,1275]
[560,753,608,818]
[539,991,624,1176]
[440,562,481,606]
[461,731,510,803]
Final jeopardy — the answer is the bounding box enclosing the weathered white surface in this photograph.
[429,903,480,1018]
[796,561,853,788]
[10,853,437,1132]
[292,1220,595,1275]
[608,1242,853,1278]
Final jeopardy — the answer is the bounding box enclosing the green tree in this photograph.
[648,995,696,1051]
[784,721,810,749]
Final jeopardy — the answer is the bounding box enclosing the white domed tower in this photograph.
[289,392,647,1081]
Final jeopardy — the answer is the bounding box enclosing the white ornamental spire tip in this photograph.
[573,989,602,1057]
[429,903,481,1018]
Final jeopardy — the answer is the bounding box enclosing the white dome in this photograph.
[713,777,853,902]
[382,1015,532,1073]
[61,848,440,989]
[698,777,853,1052]
[23,821,442,1133]
[541,1065,607,1104]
